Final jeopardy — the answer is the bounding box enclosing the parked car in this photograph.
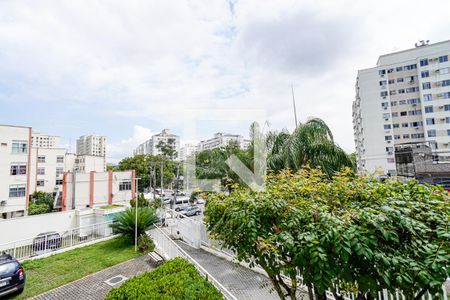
[32,232,62,254]
[174,197,190,211]
[0,253,25,297]
[180,205,201,217]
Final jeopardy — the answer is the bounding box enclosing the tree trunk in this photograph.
[290,277,298,300]
[268,274,286,300]
[413,287,429,300]
[307,283,314,300]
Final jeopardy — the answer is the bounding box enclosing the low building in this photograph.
[395,142,450,189]
[74,155,106,172]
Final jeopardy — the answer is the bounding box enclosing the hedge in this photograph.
[106,257,223,300]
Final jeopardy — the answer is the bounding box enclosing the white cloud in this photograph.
[107,125,153,163]
[1,0,450,158]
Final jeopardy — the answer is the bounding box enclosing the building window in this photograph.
[393,123,399,128]
[37,180,45,187]
[400,111,407,116]
[396,66,403,72]
[441,80,450,87]
[11,141,28,154]
[392,112,398,117]
[379,80,387,86]
[10,163,27,175]
[380,91,388,97]
[445,105,450,111]
[406,87,419,93]
[442,92,450,99]
[425,106,434,113]
[422,82,431,90]
[56,179,63,185]
[385,136,392,141]
[382,113,390,119]
[420,59,428,67]
[404,64,417,70]
[394,135,401,140]
[423,94,432,101]
[379,69,386,75]
[387,68,394,73]
[407,98,420,104]
[446,117,450,124]
[119,180,132,191]
[399,100,407,105]
[398,89,405,94]
[397,77,404,83]
[381,102,389,108]
[410,121,423,128]
[411,133,425,139]
[56,167,64,177]
[439,67,449,75]
[403,134,410,139]
[408,110,422,116]
[38,156,46,163]
[401,122,409,128]
[386,147,393,152]
[426,118,435,125]
[387,158,395,163]
[390,90,396,95]
[9,185,26,198]
[37,167,45,175]
[390,101,397,106]
[427,130,436,137]
[388,79,395,84]
[421,71,429,78]
[383,124,391,130]
[56,156,64,163]
[439,55,448,63]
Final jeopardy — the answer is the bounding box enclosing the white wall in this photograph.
[0,210,77,244]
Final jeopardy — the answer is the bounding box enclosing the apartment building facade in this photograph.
[76,135,107,157]
[0,125,32,218]
[133,129,180,159]
[353,40,450,175]
[198,132,250,152]
[31,132,60,149]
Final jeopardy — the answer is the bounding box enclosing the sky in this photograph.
[1,0,450,164]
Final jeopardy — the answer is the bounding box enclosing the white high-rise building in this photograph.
[76,135,107,157]
[31,132,60,149]
[198,132,250,151]
[133,129,180,159]
[179,143,198,161]
[353,40,450,175]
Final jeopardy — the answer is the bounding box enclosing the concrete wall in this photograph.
[0,210,77,244]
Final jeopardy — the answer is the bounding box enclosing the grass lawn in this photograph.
[11,237,141,299]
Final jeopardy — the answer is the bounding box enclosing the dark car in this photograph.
[181,205,201,217]
[0,253,25,298]
[32,232,62,254]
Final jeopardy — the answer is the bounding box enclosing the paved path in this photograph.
[175,240,280,300]
[32,256,153,300]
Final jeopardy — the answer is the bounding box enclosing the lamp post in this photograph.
[134,177,141,252]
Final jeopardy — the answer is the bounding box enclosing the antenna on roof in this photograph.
[415,40,430,47]
[291,82,298,129]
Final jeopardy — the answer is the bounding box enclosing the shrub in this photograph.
[106,257,223,300]
[138,234,155,254]
[110,207,158,242]
[130,193,149,208]
[28,203,51,215]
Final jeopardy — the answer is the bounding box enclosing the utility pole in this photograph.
[171,164,180,210]
[291,82,298,128]
[160,159,164,208]
[134,177,140,253]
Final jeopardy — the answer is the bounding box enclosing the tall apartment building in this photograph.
[133,129,180,159]
[353,40,450,175]
[179,143,198,161]
[76,135,107,157]
[31,132,60,149]
[0,125,32,218]
[198,132,250,152]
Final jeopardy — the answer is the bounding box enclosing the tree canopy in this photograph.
[205,167,450,300]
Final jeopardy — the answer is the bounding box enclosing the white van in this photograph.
[174,197,190,211]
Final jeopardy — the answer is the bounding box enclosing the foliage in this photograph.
[137,234,155,254]
[196,141,251,191]
[265,118,354,177]
[106,257,223,300]
[110,207,158,241]
[205,168,450,300]
[117,154,181,191]
[29,191,54,212]
[28,203,52,215]
[156,138,178,161]
[130,193,150,208]
[13,237,141,300]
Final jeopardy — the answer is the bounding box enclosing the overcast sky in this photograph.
[1,0,450,163]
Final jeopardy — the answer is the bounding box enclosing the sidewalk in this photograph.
[32,255,153,300]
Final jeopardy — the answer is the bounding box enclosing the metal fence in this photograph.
[0,221,116,261]
[149,226,237,300]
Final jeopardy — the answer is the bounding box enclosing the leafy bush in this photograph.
[138,234,155,254]
[110,207,158,241]
[28,203,52,215]
[205,167,450,300]
[106,257,223,300]
[130,193,149,208]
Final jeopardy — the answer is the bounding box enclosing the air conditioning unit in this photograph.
[0,200,6,206]
[439,105,444,109]
[387,140,391,143]
[383,96,387,99]
[412,103,417,106]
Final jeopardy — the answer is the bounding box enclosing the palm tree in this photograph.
[266,118,354,177]
[110,207,158,241]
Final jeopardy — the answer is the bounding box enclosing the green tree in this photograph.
[110,207,158,241]
[130,193,150,208]
[29,191,54,214]
[205,168,450,300]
